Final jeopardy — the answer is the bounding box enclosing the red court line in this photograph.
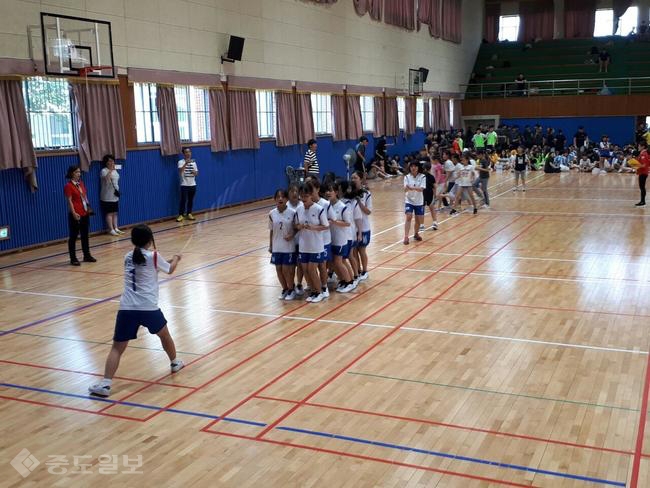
[198,216,529,435]
[0,359,194,389]
[437,298,650,319]
[630,352,650,487]
[252,216,541,440]
[253,394,634,457]
[99,215,496,415]
[201,429,539,488]
[138,217,502,422]
[0,394,144,422]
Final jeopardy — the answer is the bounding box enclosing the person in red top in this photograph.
[64,165,96,265]
[636,141,650,208]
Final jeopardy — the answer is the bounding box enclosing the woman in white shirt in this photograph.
[403,161,426,245]
[100,154,123,236]
[450,155,478,215]
[88,225,183,398]
[177,147,199,222]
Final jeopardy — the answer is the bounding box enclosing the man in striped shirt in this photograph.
[304,139,319,177]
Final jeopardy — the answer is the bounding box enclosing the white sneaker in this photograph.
[295,286,305,296]
[512,187,518,192]
[322,288,330,298]
[351,279,359,290]
[419,224,425,231]
[171,360,184,373]
[279,290,287,300]
[359,271,369,281]
[88,383,111,397]
[115,228,125,235]
[342,283,355,293]
[430,222,438,230]
[482,204,490,209]
[109,229,119,236]
[310,293,324,303]
[284,290,296,301]
[305,294,314,302]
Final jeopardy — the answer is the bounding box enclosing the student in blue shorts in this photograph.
[88,225,183,398]
[269,189,297,300]
[403,161,426,245]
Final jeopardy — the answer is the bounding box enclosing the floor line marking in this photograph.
[630,352,650,487]
[250,216,538,440]
[347,371,638,412]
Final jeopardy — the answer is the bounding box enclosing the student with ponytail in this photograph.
[88,225,183,397]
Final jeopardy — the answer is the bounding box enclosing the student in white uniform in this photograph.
[403,161,426,245]
[88,225,183,398]
[269,189,297,301]
[295,182,329,303]
[287,184,305,296]
[325,181,354,293]
[341,180,363,288]
[351,171,372,280]
[177,147,198,222]
[308,177,332,298]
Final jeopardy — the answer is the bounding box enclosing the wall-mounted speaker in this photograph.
[222,35,245,63]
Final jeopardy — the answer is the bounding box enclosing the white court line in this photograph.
[486,209,650,218]
[375,266,650,286]
[1,287,644,354]
[380,173,548,252]
[498,196,638,203]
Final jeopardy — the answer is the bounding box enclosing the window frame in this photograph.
[311,92,333,135]
[360,95,374,133]
[134,82,160,144]
[498,15,520,42]
[397,97,406,131]
[415,98,424,129]
[22,76,76,151]
[255,90,277,139]
[174,85,210,143]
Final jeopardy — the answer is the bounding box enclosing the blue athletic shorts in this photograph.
[331,243,351,258]
[405,203,425,216]
[271,252,296,266]
[359,231,371,247]
[322,244,332,262]
[298,252,324,264]
[114,309,167,342]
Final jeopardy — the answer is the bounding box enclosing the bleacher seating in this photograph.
[466,37,650,98]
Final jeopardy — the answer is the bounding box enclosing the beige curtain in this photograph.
[155,85,182,156]
[209,89,229,152]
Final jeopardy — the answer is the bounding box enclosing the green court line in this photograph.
[348,371,639,412]
[9,330,202,356]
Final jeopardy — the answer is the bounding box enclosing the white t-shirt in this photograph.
[327,200,352,246]
[178,159,198,186]
[268,207,296,253]
[359,191,373,233]
[343,198,362,241]
[404,173,426,206]
[295,203,328,254]
[456,165,476,187]
[119,249,171,311]
[444,159,456,182]
[100,168,119,203]
[287,200,304,245]
[318,197,332,245]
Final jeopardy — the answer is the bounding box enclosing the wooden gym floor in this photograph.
[2,171,650,487]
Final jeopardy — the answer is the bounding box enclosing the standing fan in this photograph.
[343,148,356,180]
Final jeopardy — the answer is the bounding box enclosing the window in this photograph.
[311,93,332,134]
[397,97,405,130]
[594,9,614,37]
[498,15,520,42]
[256,90,276,138]
[616,6,638,35]
[450,99,455,128]
[360,95,374,132]
[416,98,424,128]
[134,83,160,144]
[22,77,75,150]
[174,86,210,142]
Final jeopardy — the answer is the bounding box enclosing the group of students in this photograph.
[268,172,372,303]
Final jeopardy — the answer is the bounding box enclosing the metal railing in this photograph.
[461,76,650,99]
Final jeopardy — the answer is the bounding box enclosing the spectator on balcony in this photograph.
[514,73,527,96]
[598,49,611,73]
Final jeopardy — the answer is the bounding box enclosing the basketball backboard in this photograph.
[39,12,115,78]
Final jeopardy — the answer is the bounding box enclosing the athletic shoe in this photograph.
[279,289,288,299]
[413,234,422,241]
[322,288,330,298]
[512,187,518,192]
[450,209,458,215]
[636,202,646,207]
[419,224,425,231]
[176,215,184,222]
[295,285,304,296]
[522,188,526,192]
[338,283,353,293]
[403,238,409,245]
[284,290,296,301]
[115,228,125,235]
[482,204,490,209]
[473,207,478,214]
[110,229,120,236]
[430,222,438,230]
[171,360,184,373]
[351,279,359,290]
[305,294,314,302]
[359,271,369,281]
[83,256,97,263]
[88,383,111,397]
[187,213,196,220]
[310,293,324,303]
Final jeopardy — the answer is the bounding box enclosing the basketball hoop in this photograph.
[78,65,111,78]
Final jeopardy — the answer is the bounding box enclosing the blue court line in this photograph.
[0,203,274,271]
[0,382,625,486]
[0,245,266,337]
